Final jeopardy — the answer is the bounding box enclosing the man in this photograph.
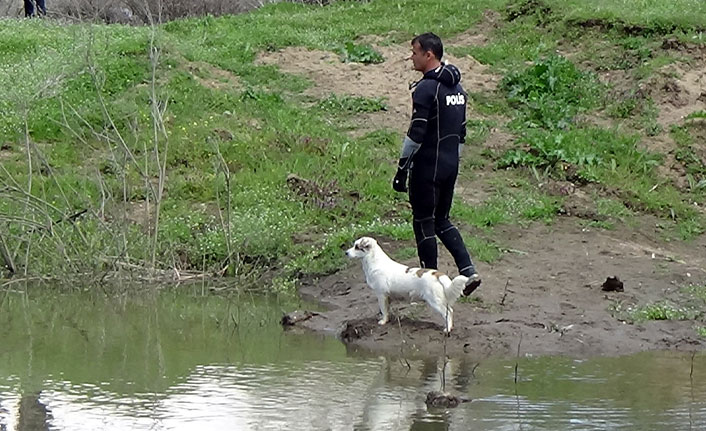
[24,0,46,17]
[392,32,481,296]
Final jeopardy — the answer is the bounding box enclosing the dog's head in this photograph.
[345,236,377,259]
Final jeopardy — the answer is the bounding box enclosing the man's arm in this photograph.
[392,83,434,192]
[457,87,468,157]
[404,82,434,155]
[459,113,467,157]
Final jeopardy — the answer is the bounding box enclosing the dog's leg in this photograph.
[445,307,453,333]
[377,294,390,325]
[429,300,453,333]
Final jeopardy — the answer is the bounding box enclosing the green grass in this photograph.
[453,177,563,228]
[544,0,706,32]
[628,301,702,321]
[682,283,706,302]
[685,110,706,121]
[451,18,557,67]
[316,94,388,115]
[501,54,602,130]
[596,197,635,219]
[338,42,385,64]
[392,246,418,261]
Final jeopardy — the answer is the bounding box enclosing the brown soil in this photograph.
[264,31,706,359]
[645,64,706,127]
[186,60,241,91]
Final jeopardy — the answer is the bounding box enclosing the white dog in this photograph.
[345,237,468,333]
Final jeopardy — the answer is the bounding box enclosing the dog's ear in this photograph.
[359,237,374,251]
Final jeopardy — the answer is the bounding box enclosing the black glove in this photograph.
[392,169,408,192]
[392,157,409,193]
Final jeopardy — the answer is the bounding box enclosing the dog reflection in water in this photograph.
[346,237,469,333]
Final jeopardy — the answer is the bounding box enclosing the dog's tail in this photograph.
[445,275,468,303]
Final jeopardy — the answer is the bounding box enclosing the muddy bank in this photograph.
[294,217,706,359]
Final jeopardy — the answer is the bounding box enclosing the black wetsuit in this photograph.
[403,63,476,276]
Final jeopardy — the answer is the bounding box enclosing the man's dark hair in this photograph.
[412,32,443,60]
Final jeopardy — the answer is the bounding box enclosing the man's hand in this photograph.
[392,169,408,193]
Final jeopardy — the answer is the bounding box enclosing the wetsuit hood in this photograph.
[423,63,461,86]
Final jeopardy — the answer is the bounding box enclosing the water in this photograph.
[1,287,704,430]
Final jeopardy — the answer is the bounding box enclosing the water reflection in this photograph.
[0,288,705,430]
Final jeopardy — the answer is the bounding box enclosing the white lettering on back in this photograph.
[445,93,465,106]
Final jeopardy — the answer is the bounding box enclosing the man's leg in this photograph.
[435,218,474,275]
[36,0,46,15]
[435,175,481,295]
[409,168,438,269]
[413,215,437,269]
[24,0,34,17]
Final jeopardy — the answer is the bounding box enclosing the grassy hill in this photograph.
[1,0,705,289]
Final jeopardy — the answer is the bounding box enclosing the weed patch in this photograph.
[498,128,659,182]
[338,42,384,64]
[671,124,706,190]
[629,301,702,322]
[501,55,601,130]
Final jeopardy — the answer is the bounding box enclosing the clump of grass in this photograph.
[671,124,706,188]
[596,197,634,220]
[505,0,553,22]
[584,219,615,230]
[685,110,706,121]
[606,92,642,119]
[628,301,702,322]
[339,42,384,64]
[497,127,660,184]
[465,118,496,146]
[317,94,387,115]
[500,54,601,130]
[682,283,706,302]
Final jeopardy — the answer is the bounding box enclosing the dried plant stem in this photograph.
[213,142,234,274]
[147,17,169,268]
[0,230,15,275]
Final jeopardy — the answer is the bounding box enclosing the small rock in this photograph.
[601,276,624,292]
[281,310,319,327]
[425,391,471,408]
[213,128,234,141]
